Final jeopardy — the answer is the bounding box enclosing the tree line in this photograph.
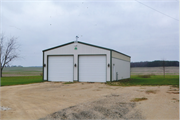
[131,60,179,67]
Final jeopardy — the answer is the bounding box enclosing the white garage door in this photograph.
[79,55,106,82]
[48,56,73,82]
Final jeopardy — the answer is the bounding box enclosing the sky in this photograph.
[0,0,179,66]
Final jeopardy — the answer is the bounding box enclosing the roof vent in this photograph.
[75,36,79,43]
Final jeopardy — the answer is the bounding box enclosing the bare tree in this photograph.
[0,35,19,77]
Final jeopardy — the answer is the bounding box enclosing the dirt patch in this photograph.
[172,98,179,102]
[167,91,179,94]
[145,90,158,94]
[39,94,144,120]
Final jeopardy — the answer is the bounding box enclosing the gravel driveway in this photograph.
[1,82,179,120]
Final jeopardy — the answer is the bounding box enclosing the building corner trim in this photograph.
[110,50,112,82]
[42,52,44,81]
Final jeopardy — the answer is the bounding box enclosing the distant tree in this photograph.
[0,35,20,77]
[131,61,179,67]
[11,65,17,67]
[6,65,10,67]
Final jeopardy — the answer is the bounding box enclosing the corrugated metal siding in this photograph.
[112,58,130,81]
[43,42,111,81]
[112,51,130,62]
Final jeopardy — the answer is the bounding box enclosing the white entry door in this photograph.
[79,55,106,82]
[48,56,73,82]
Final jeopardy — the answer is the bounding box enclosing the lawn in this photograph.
[107,75,179,86]
[1,75,179,87]
[1,76,43,86]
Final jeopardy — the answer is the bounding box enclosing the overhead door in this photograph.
[79,55,106,82]
[48,56,73,82]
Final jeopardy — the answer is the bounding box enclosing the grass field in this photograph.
[2,67,42,76]
[1,76,43,86]
[107,75,179,86]
[2,75,178,87]
[1,67,179,86]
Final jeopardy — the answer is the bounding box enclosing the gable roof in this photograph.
[43,41,130,58]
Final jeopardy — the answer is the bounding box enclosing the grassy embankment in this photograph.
[107,75,179,87]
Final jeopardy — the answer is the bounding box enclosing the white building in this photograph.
[43,41,130,82]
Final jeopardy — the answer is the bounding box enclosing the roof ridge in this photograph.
[43,41,130,58]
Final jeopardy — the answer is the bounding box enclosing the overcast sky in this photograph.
[0,0,179,66]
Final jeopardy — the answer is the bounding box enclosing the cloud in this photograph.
[1,0,179,66]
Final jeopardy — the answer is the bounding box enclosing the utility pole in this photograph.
[162,60,165,78]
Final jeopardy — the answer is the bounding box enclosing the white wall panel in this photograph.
[112,51,130,62]
[112,58,130,81]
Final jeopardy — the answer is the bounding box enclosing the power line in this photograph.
[134,0,179,21]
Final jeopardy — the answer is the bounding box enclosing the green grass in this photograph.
[131,97,148,102]
[1,76,43,86]
[107,75,179,86]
